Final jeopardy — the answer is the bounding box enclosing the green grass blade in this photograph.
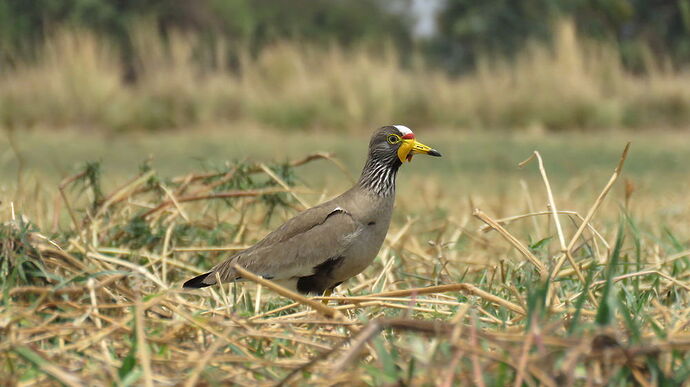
[13,346,83,387]
[595,222,625,327]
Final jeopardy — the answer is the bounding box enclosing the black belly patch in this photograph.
[296,256,344,295]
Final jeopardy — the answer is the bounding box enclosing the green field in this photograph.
[4,127,689,226]
[4,127,689,190]
[2,127,690,385]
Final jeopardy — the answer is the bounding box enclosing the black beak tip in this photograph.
[428,149,442,157]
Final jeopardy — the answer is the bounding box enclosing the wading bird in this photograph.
[183,125,441,296]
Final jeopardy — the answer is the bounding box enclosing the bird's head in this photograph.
[368,125,442,166]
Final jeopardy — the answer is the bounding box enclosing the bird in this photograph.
[183,125,441,296]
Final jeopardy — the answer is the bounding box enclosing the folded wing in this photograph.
[183,204,360,288]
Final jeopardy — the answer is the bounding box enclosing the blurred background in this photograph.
[1,0,689,205]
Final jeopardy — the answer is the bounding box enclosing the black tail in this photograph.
[183,272,213,288]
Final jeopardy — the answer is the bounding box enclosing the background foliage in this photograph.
[436,0,690,71]
[2,0,690,72]
[0,0,411,75]
[1,0,690,132]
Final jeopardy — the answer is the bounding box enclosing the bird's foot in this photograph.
[321,289,333,305]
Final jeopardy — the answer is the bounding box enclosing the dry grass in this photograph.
[1,141,689,385]
[2,21,690,132]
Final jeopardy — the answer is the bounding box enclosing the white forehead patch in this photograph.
[393,125,413,136]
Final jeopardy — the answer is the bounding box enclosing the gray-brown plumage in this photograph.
[183,125,441,295]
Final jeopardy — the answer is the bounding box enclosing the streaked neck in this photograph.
[357,156,400,197]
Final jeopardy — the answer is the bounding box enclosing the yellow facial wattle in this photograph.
[397,138,441,163]
[397,140,414,163]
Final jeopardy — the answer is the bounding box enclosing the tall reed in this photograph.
[1,20,688,132]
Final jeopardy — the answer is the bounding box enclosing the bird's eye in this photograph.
[387,134,401,144]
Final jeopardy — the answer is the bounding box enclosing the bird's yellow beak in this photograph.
[397,138,442,163]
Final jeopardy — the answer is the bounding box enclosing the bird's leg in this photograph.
[321,288,333,305]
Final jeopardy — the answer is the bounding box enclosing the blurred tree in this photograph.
[1,0,688,74]
[0,0,413,75]
[433,0,561,71]
[434,0,690,72]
